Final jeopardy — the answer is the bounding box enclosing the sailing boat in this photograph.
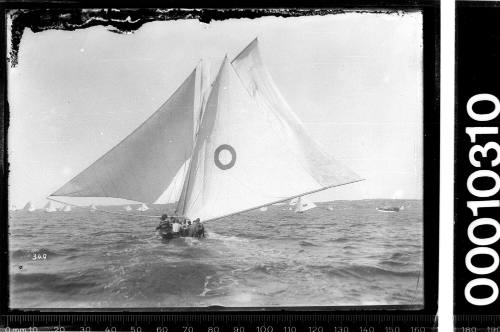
[137,203,149,212]
[89,204,97,212]
[48,38,362,234]
[23,201,35,212]
[44,201,58,212]
[376,190,406,212]
[124,205,132,211]
[259,206,268,212]
[294,196,317,213]
[62,205,72,212]
[376,205,405,213]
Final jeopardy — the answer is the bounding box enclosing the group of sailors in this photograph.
[156,214,205,239]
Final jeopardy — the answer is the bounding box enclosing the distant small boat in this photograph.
[23,201,35,212]
[124,205,132,211]
[137,203,149,212]
[376,206,405,213]
[89,204,97,212]
[259,206,268,212]
[294,196,316,213]
[62,205,72,212]
[44,201,58,212]
[327,206,334,211]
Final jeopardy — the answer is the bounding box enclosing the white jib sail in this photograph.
[177,57,356,222]
[154,60,212,204]
[49,67,201,206]
[294,196,317,213]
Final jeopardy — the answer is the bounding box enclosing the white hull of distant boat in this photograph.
[294,196,317,213]
[376,206,404,213]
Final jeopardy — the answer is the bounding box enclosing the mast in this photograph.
[175,58,221,216]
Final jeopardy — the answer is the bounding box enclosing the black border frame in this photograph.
[0,0,439,329]
[455,0,500,325]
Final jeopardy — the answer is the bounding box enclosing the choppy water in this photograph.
[9,199,423,308]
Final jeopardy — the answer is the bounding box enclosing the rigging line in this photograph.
[202,179,364,224]
[47,196,183,219]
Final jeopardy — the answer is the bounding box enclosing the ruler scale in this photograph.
[1,314,439,331]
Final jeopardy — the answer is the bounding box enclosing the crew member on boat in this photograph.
[192,218,204,239]
[156,214,172,232]
[171,218,182,235]
[181,219,190,236]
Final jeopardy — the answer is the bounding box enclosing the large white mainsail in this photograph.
[49,67,203,206]
[175,56,362,222]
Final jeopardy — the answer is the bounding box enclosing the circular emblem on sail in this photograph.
[214,144,236,170]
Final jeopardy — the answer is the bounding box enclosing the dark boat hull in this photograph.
[158,228,204,240]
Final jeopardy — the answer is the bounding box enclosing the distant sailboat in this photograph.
[124,205,132,211]
[377,190,406,212]
[259,206,268,212]
[137,203,149,212]
[288,198,298,210]
[23,201,35,212]
[48,38,362,227]
[62,205,72,212]
[89,204,97,212]
[294,196,317,213]
[376,206,405,213]
[44,201,58,212]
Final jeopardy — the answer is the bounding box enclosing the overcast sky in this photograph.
[8,11,423,208]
